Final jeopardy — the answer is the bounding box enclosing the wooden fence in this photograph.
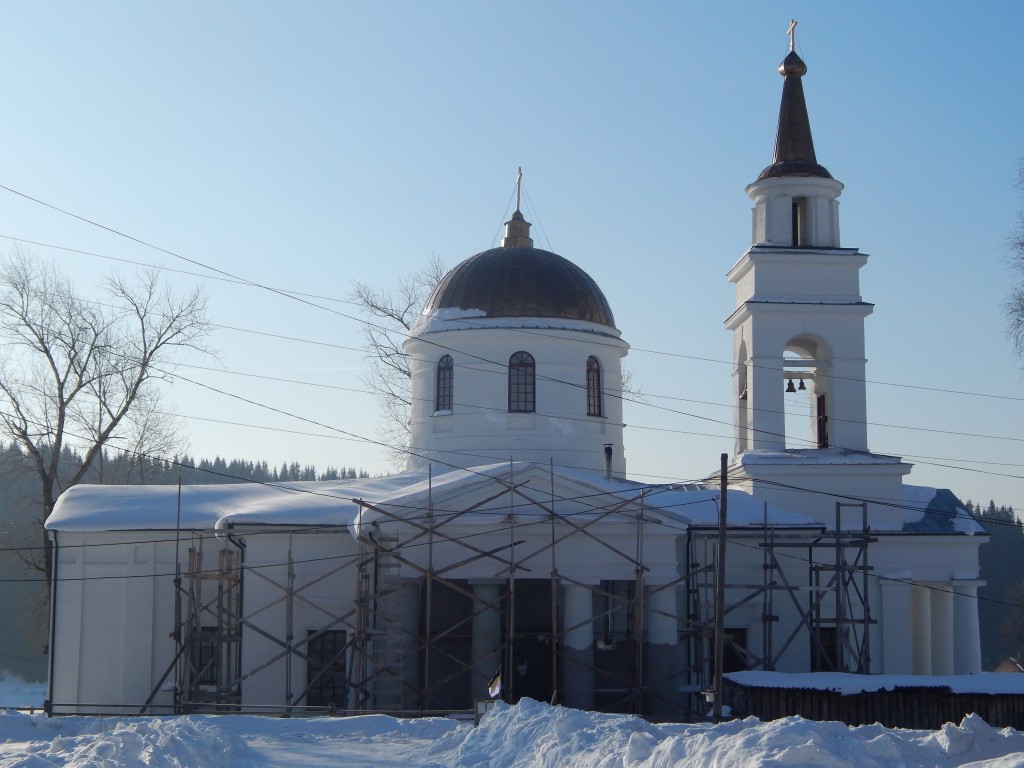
[724,679,1024,729]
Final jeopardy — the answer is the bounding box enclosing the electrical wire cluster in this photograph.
[0,183,1019,623]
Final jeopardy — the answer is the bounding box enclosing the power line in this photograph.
[24,495,1019,618]
[0,233,364,309]
[1,192,1021,407]
[3,430,1017,618]
[19,439,1017,554]
[6,322,1019,499]
[169,358,1024,484]
[1,185,1021,503]
[3,403,1012,564]
[1,215,1018,467]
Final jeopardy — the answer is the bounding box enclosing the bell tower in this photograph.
[726,31,871,457]
[724,25,910,527]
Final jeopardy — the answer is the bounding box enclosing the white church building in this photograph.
[44,41,986,720]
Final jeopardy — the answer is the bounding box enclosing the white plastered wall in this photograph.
[405,322,629,475]
[49,531,180,714]
[239,529,360,708]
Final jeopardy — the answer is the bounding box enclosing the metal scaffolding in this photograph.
[686,499,874,697]
[143,468,873,720]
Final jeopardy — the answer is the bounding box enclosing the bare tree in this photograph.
[1008,161,1024,360]
[350,256,447,466]
[0,252,212,582]
[103,388,186,484]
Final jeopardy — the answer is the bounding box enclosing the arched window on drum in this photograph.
[508,352,535,413]
[435,355,454,413]
[586,356,603,417]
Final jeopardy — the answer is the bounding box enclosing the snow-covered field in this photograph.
[1,697,1024,767]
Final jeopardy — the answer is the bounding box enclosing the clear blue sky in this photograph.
[2,2,1023,509]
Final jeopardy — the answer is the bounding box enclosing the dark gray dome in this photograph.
[423,246,616,328]
[757,50,833,181]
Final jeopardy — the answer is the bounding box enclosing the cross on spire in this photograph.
[787,19,797,52]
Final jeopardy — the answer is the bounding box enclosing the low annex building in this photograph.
[45,38,986,720]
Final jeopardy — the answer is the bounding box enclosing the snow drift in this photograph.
[2,698,1024,767]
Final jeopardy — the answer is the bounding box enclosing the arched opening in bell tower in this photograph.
[783,335,832,451]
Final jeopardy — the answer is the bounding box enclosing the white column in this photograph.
[397,579,421,710]
[930,584,955,675]
[748,353,785,450]
[647,585,678,645]
[952,580,984,674]
[910,583,932,675]
[880,574,913,674]
[472,583,502,699]
[645,585,680,721]
[562,583,594,710]
[829,357,869,453]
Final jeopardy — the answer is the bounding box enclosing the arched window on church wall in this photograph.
[435,355,453,413]
[508,351,535,412]
[586,356,602,417]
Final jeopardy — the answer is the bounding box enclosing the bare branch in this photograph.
[350,256,447,467]
[0,252,213,586]
[1007,159,1024,362]
[620,366,646,403]
[1007,286,1024,360]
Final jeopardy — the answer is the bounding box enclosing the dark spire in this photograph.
[757,27,832,181]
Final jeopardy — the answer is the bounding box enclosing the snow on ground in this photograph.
[1,698,1024,767]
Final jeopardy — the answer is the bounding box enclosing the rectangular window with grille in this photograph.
[306,629,348,709]
[196,626,220,687]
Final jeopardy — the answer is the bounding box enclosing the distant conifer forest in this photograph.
[967,500,1024,670]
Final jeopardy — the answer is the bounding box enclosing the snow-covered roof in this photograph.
[46,462,820,534]
[641,484,815,528]
[46,472,425,532]
[900,485,987,535]
[47,462,977,538]
[351,462,818,537]
[737,447,905,466]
